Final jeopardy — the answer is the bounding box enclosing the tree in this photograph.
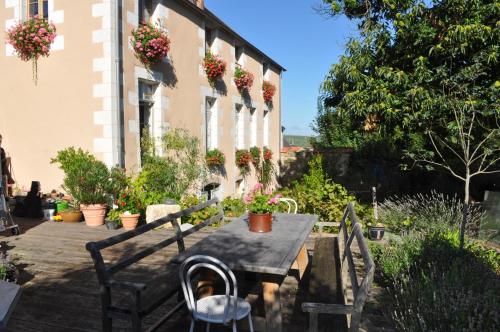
[315,0,499,156]
[409,95,499,247]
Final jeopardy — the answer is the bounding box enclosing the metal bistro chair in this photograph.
[179,255,254,332]
[278,197,298,214]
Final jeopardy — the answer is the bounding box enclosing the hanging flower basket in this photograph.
[234,67,254,92]
[249,146,261,166]
[206,148,225,167]
[6,17,57,84]
[263,147,273,161]
[262,81,276,103]
[235,149,252,176]
[131,22,170,67]
[204,51,226,85]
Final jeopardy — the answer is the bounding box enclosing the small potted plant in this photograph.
[235,149,252,176]
[59,204,83,223]
[205,148,225,167]
[244,183,281,233]
[116,190,142,230]
[204,51,226,86]
[131,21,170,67]
[105,209,122,230]
[234,66,254,92]
[262,81,276,104]
[367,222,385,240]
[51,147,113,227]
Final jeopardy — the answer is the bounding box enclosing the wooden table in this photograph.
[173,213,317,332]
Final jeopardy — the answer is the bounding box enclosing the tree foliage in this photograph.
[314,0,499,160]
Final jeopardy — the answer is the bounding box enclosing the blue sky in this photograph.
[205,0,357,136]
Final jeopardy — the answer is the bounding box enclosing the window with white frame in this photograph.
[249,108,257,147]
[263,62,269,79]
[205,97,217,150]
[235,104,244,149]
[27,0,48,19]
[263,110,269,146]
[205,27,213,54]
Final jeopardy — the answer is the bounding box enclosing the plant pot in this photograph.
[59,210,83,223]
[120,213,140,230]
[80,204,107,227]
[368,226,385,241]
[105,219,121,230]
[248,212,272,233]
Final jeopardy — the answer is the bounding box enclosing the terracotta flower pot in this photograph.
[248,212,272,233]
[120,213,140,230]
[80,204,107,227]
[59,210,83,223]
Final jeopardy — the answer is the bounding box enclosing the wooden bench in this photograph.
[302,202,375,332]
[85,198,223,332]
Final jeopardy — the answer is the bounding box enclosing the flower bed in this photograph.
[204,51,226,85]
[262,81,276,103]
[234,66,254,92]
[6,17,57,84]
[131,22,170,67]
[205,148,225,167]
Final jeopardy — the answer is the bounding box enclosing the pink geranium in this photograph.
[131,22,170,67]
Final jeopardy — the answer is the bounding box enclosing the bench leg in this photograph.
[296,244,309,280]
[262,275,283,332]
[309,312,318,332]
[101,289,112,332]
[131,313,141,332]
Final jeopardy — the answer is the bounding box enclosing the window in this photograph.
[139,81,156,165]
[263,62,269,78]
[205,28,213,54]
[139,0,154,23]
[205,97,217,150]
[235,104,244,149]
[249,108,257,147]
[263,110,269,146]
[28,0,48,19]
[235,45,243,64]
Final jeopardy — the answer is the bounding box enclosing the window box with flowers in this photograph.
[235,149,252,176]
[234,66,254,92]
[205,148,225,168]
[263,147,273,161]
[6,16,57,84]
[131,21,170,67]
[249,146,261,166]
[262,81,276,104]
[204,51,226,86]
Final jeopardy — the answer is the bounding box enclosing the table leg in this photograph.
[262,275,283,332]
[296,244,309,280]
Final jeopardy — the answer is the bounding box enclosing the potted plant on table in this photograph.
[105,208,122,230]
[51,147,113,227]
[59,204,83,223]
[244,183,281,233]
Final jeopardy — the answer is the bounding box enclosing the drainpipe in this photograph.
[112,0,124,167]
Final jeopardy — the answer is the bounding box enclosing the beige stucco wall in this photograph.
[1,0,282,198]
[0,0,104,193]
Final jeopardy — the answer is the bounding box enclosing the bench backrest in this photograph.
[86,198,223,286]
[338,202,375,331]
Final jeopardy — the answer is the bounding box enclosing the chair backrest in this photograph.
[179,255,238,324]
[278,197,298,214]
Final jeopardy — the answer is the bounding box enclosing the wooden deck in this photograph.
[0,217,393,332]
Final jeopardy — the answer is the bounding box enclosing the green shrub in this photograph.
[221,197,246,218]
[375,230,500,331]
[180,195,219,226]
[140,129,206,202]
[280,155,371,223]
[379,192,483,236]
[51,147,112,205]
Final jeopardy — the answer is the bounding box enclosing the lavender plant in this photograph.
[379,191,483,237]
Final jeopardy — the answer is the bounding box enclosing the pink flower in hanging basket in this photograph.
[131,22,170,67]
[234,66,254,92]
[262,81,276,103]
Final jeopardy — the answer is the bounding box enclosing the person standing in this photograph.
[0,134,14,197]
